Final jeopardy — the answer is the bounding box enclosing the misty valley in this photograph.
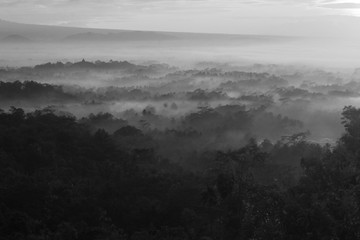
[2,57,360,239]
[1,59,358,144]
[2,8,360,239]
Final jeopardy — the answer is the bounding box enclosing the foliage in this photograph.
[1,106,360,239]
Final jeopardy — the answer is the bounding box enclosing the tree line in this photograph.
[0,106,360,239]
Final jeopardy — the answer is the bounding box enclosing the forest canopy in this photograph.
[0,105,360,240]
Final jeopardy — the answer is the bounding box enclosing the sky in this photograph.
[0,0,360,35]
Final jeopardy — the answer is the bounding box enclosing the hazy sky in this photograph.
[1,0,360,35]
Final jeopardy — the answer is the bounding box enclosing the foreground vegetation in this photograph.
[0,105,360,240]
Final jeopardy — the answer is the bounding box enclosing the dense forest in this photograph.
[2,60,360,144]
[1,60,360,239]
[1,105,360,240]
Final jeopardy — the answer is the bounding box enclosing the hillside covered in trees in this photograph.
[1,106,360,240]
[1,60,360,239]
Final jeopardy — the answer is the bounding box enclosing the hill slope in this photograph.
[0,18,291,43]
[1,34,32,43]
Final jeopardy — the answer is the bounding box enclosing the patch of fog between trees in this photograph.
[1,59,360,146]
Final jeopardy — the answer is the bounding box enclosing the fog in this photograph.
[3,15,360,240]
[1,54,359,147]
[1,36,360,70]
[1,18,360,169]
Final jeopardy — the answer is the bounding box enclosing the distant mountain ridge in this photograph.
[1,34,31,43]
[0,18,178,42]
[63,31,176,42]
[0,18,294,43]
